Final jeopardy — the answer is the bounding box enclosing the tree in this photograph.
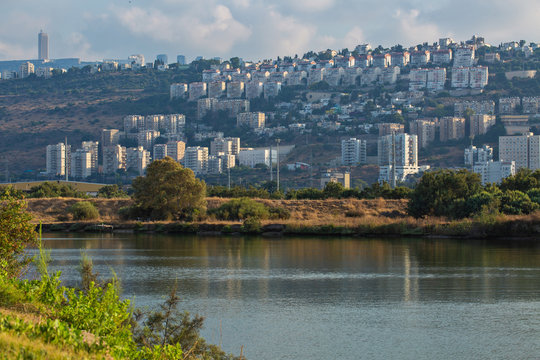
[0,191,36,276]
[132,157,206,220]
[97,184,128,198]
[408,169,483,218]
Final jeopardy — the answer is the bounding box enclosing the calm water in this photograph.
[34,233,540,360]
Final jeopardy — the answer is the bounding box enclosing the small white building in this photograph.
[238,149,277,167]
[473,161,515,185]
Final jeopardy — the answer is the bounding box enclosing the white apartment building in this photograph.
[46,143,70,176]
[263,82,282,98]
[245,81,264,99]
[208,154,236,174]
[454,101,495,116]
[210,137,241,156]
[473,161,515,185]
[81,141,99,175]
[70,149,92,179]
[453,47,475,67]
[124,115,145,133]
[378,165,422,183]
[145,115,163,131]
[469,66,489,89]
[439,117,466,142]
[102,145,126,175]
[381,67,400,85]
[208,81,226,99]
[409,69,428,91]
[431,49,452,65]
[238,149,277,167]
[499,97,521,114]
[184,146,209,174]
[137,130,160,150]
[341,138,367,166]
[153,144,168,160]
[170,83,188,99]
[166,140,186,163]
[19,62,34,78]
[237,112,265,129]
[523,97,540,114]
[378,133,418,167]
[499,133,540,170]
[324,68,344,86]
[451,67,470,88]
[426,68,447,90]
[464,145,494,166]
[410,51,430,65]
[308,68,325,85]
[227,81,245,99]
[126,147,151,176]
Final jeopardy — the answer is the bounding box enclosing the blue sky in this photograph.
[1,0,538,62]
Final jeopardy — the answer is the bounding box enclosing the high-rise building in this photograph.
[341,138,367,166]
[439,117,465,142]
[70,149,92,179]
[378,133,418,167]
[19,62,34,78]
[153,144,168,161]
[177,55,186,65]
[210,137,241,156]
[237,112,265,129]
[137,130,160,150]
[464,145,494,166]
[184,146,209,174]
[470,114,496,137]
[499,133,540,170]
[166,140,186,163]
[126,147,151,176]
[46,143,70,176]
[81,141,99,175]
[378,123,404,137]
[101,129,121,147]
[473,161,515,185]
[102,145,126,174]
[156,54,168,65]
[170,83,188,100]
[238,149,277,168]
[409,119,437,148]
[38,30,49,60]
[454,100,495,117]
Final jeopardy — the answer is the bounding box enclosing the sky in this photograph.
[0,0,539,63]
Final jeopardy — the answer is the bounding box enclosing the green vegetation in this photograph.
[28,182,88,199]
[97,184,129,198]
[68,201,100,220]
[211,198,270,220]
[132,158,207,220]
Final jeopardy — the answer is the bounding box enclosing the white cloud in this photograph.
[343,26,365,49]
[391,9,440,45]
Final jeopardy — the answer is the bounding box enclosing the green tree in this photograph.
[97,184,128,198]
[0,192,36,276]
[408,170,483,218]
[323,181,345,198]
[499,168,540,192]
[132,157,206,220]
[68,201,100,220]
[498,190,538,215]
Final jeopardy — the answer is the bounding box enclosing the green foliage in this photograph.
[268,206,291,220]
[211,198,270,220]
[323,181,345,198]
[408,169,483,218]
[242,217,262,233]
[68,201,99,220]
[0,185,24,199]
[207,185,271,199]
[498,190,538,215]
[132,158,207,220]
[500,169,540,192]
[28,182,88,198]
[0,194,36,276]
[97,184,129,199]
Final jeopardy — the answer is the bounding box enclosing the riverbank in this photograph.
[27,197,540,239]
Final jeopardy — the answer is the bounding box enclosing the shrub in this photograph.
[211,198,270,220]
[68,201,99,220]
[498,190,538,215]
[345,209,365,217]
[97,184,128,198]
[28,182,87,198]
[269,206,291,220]
[242,217,262,233]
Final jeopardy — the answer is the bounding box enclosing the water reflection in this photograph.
[37,233,540,360]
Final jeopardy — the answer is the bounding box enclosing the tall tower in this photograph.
[38,30,49,60]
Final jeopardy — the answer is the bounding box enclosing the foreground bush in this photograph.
[68,201,99,220]
[211,198,269,220]
[27,182,88,198]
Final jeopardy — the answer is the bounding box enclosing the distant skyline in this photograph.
[0,0,539,63]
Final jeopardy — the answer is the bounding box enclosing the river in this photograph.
[36,233,540,360]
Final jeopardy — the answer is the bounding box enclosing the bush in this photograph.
[28,182,88,198]
[211,198,270,220]
[269,206,291,220]
[498,190,538,215]
[68,201,99,220]
[97,184,128,198]
[242,217,262,233]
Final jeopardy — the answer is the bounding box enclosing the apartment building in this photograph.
[46,143,70,176]
[426,68,447,90]
[499,133,540,170]
[81,141,99,175]
[439,117,466,142]
[188,82,207,101]
[263,82,282,98]
[470,114,496,136]
[499,97,521,114]
[341,138,367,166]
[226,81,245,99]
[210,137,241,156]
[70,149,92,179]
[124,115,145,133]
[390,52,410,67]
[170,83,188,99]
[207,81,226,98]
[153,144,168,161]
[523,97,540,114]
[166,140,186,163]
[464,145,494,166]
[102,145,126,175]
[410,51,430,66]
[473,161,515,185]
[137,130,160,150]
[237,112,265,129]
[431,49,452,65]
[453,47,475,67]
[101,129,121,147]
[245,81,264,99]
[454,100,495,116]
[19,62,34,78]
[378,123,405,136]
[238,149,277,167]
[320,171,350,189]
[377,133,418,167]
[373,53,391,68]
[409,119,437,148]
[126,147,151,176]
[184,146,209,174]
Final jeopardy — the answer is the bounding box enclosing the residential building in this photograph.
[499,97,521,114]
[287,71,307,86]
[378,165,422,183]
[342,68,360,86]
[207,153,236,174]
[372,53,391,68]
[473,161,516,185]
[378,123,404,136]
[469,66,489,88]
[308,68,325,85]
[210,137,240,156]
[341,138,367,165]
[439,38,454,48]
[355,54,372,68]
[501,115,530,135]
[361,67,381,85]
[453,47,475,67]
[439,117,465,142]
[162,114,185,134]
[202,69,220,82]
[70,149,92,179]
[470,114,496,136]
[208,81,226,98]
[102,145,126,174]
[454,100,495,116]
[464,145,493,166]
[484,53,500,63]
[38,30,49,60]
[378,133,418,167]
[124,115,145,133]
[145,115,163,131]
[263,82,281,98]
[355,44,372,55]
[170,83,188,99]
[324,68,344,86]
[431,49,452,65]
[410,51,430,66]
[177,55,186,65]
[19,62,34,78]
[126,147,150,176]
[320,171,350,189]
[246,81,264,99]
[380,67,400,85]
[499,133,540,170]
[409,119,437,148]
[153,144,168,160]
[409,68,428,91]
[184,146,209,174]
[238,149,276,167]
[451,67,470,88]
[426,68,447,90]
[252,71,270,83]
[137,130,160,150]
[188,82,207,101]
[197,98,218,120]
[227,81,245,98]
[214,99,250,117]
[237,112,265,129]
[523,97,540,114]
[46,143,70,176]
[81,141,99,175]
[101,129,121,147]
[390,52,410,67]
[166,140,186,163]
[36,67,53,78]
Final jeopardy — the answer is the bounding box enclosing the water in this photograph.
[34,233,540,360]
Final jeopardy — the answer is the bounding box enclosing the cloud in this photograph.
[343,26,365,49]
[391,9,440,46]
